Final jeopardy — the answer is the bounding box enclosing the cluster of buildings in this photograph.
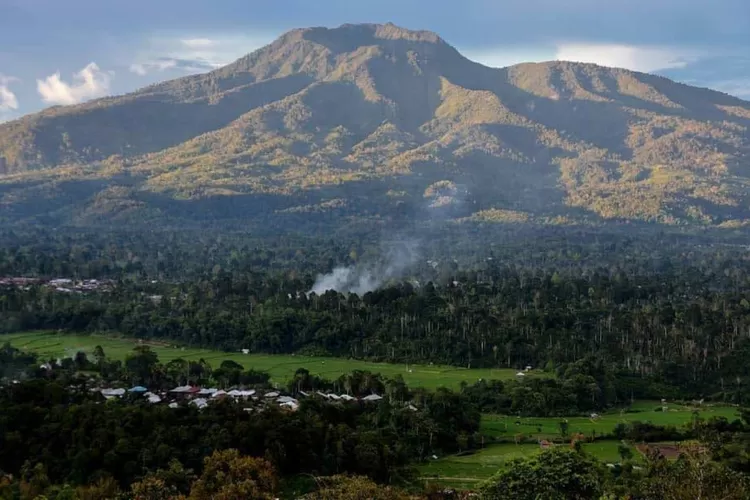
[0,277,115,293]
[94,384,391,412]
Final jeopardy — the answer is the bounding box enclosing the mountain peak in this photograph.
[296,22,444,45]
[2,24,750,229]
[263,22,450,59]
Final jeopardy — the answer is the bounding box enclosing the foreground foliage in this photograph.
[478,448,606,500]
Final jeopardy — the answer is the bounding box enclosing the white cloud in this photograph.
[709,79,750,98]
[466,42,700,74]
[0,85,18,111]
[129,64,148,76]
[554,44,696,72]
[181,38,216,49]
[0,76,19,112]
[0,75,20,122]
[37,63,112,105]
[129,59,178,76]
[463,47,553,68]
[130,33,274,76]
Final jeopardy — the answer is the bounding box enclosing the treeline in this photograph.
[2,225,749,282]
[2,339,628,418]
[5,261,750,402]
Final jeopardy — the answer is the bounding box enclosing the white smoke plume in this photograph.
[310,240,420,295]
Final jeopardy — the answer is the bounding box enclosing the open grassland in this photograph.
[0,331,540,389]
[480,401,740,440]
[418,441,636,489]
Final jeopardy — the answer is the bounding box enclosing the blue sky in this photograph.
[1,0,749,121]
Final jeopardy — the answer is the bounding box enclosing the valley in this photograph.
[1,331,533,390]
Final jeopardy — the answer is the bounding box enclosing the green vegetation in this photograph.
[2,24,750,228]
[480,403,739,440]
[0,341,481,499]
[1,331,528,389]
[418,443,543,488]
[4,199,750,496]
[420,442,641,490]
[477,447,609,499]
[421,401,740,489]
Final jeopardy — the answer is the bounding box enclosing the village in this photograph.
[0,277,116,293]
[94,383,394,412]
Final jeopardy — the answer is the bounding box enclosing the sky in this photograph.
[1,0,749,122]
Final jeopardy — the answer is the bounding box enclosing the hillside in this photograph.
[1,22,750,228]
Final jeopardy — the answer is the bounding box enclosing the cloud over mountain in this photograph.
[36,63,112,105]
[554,43,698,73]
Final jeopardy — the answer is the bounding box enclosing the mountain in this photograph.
[2,22,750,229]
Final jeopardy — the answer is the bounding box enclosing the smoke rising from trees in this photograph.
[310,240,419,295]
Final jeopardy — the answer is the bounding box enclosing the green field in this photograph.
[418,441,636,489]
[421,401,741,489]
[0,331,537,389]
[480,400,739,440]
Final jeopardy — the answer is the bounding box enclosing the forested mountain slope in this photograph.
[2,23,750,228]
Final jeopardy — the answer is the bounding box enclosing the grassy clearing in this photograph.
[0,331,539,389]
[418,443,540,489]
[418,441,635,489]
[422,402,740,490]
[481,402,739,441]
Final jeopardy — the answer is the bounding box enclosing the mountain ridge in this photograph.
[1,23,750,229]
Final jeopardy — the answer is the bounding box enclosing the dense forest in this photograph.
[4,228,750,403]
[6,227,750,497]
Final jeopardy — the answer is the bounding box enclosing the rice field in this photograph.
[4,332,740,492]
[418,440,637,489]
[421,401,740,490]
[0,331,538,389]
[480,400,739,440]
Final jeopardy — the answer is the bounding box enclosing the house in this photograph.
[49,278,73,286]
[407,404,419,412]
[169,385,200,398]
[191,398,208,409]
[168,402,179,409]
[198,388,218,396]
[264,391,280,398]
[225,389,255,399]
[327,394,341,401]
[280,401,300,411]
[362,394,383,402]
[145,393,162,404]
[212,390,228,399]
[539,440,554,450]
[128,386,148,393]
[516,372,526,377]
[340,394,356,402]
[101,388,126,398]
[277,396,298,405]
[241,349,250,354]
